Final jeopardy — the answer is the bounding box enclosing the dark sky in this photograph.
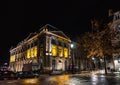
[0,0,120,65]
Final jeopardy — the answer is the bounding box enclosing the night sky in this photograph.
[0,0,120,65]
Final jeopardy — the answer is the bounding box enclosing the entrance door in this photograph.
[57,60,63,70]
[65,60,67,71]
[52,59,56,70]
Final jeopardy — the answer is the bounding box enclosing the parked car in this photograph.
[0,71,18,80]
[0,70,3,80]
[17,71,39,79]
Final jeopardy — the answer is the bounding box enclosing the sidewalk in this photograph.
[77,70,118,77]
[38,70,119,77]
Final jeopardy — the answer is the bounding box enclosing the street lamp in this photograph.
[71,44,74,49]
[92,57,95,60]
[71,43,75,73]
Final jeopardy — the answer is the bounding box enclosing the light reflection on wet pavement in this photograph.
[1,74,120,85]
[39,74,120,85]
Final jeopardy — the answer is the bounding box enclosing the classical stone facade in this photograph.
[108,10,120,71]
[9,24,71,73]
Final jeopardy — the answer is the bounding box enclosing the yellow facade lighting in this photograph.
[52,45,57,56]
[27,49,31,58]
[31,48,34,57]
[10,55,15,62]
[58,46,63,57]
[33,46,37,57]
[64,48,68,58]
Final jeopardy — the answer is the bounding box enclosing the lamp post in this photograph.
[71,43,75,73]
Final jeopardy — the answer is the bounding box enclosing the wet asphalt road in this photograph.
[0,74,120,85]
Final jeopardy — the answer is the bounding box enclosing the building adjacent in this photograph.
[108,10,120,71]
[9,24,71,73]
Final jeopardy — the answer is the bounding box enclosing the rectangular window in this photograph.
[64,48,68,58]
[27,49,31,58]
[31,48,34,57]
[10,55,15,62]
[33,46,37,57]
[58,46,63,57]
[52,45,57,56]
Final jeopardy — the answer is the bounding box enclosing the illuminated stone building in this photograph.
[107,10,120,71]
[9,24,71,73]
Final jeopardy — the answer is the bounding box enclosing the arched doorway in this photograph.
[57,60,63,70]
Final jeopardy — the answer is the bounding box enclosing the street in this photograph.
[0,73,120,85]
